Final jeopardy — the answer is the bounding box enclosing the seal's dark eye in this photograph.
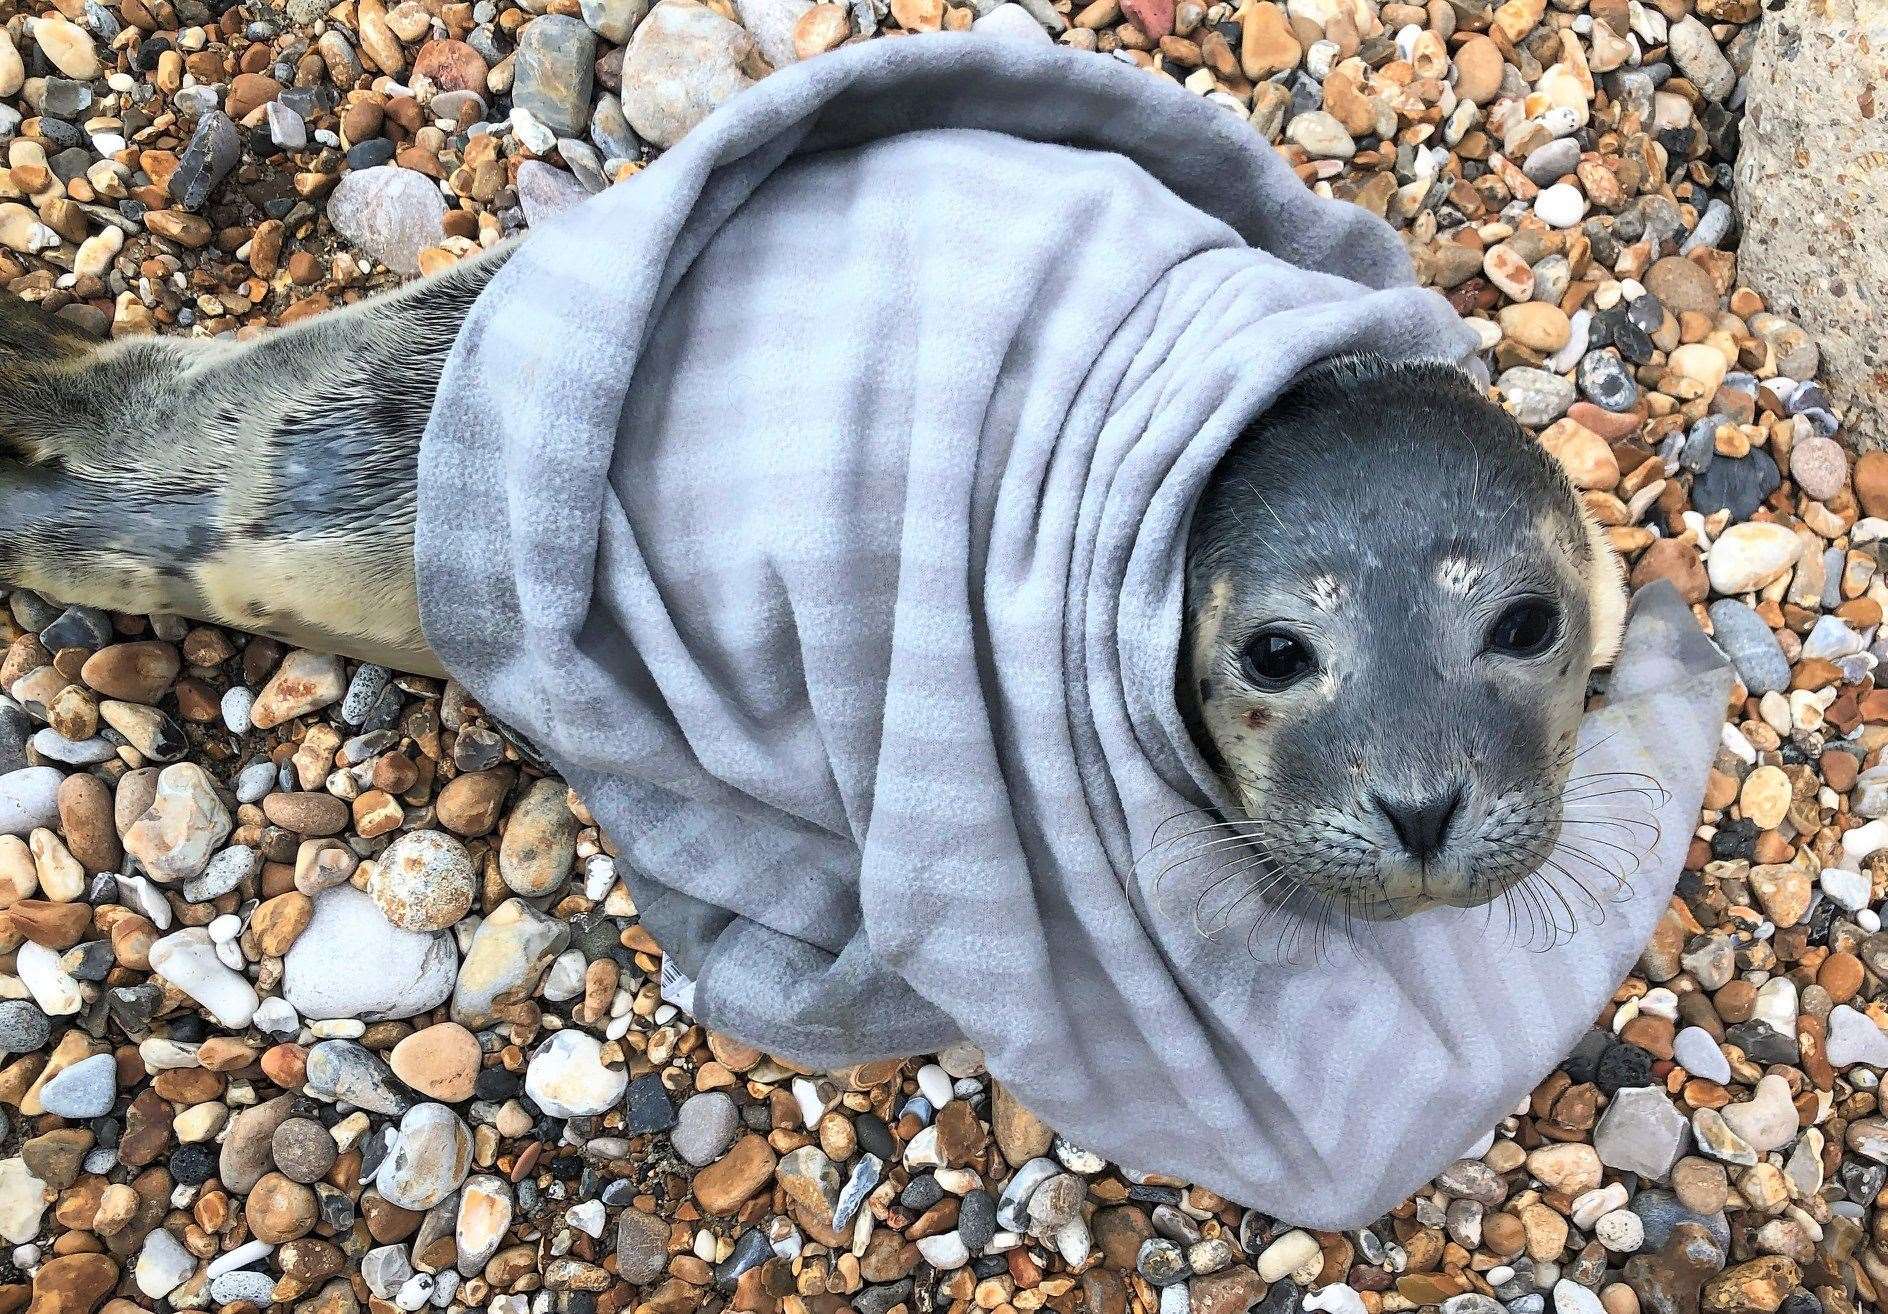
[1487,598,1560,658]
[1240,629,1317,690]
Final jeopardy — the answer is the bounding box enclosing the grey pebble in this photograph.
[1497,366,1576,426]
[1707,600,1791,695]
[0,1000,51,1053]
[670,1091,739,1168]
[39,1052,118,1119]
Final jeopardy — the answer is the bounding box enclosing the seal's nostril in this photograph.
[1375,787,1463,861]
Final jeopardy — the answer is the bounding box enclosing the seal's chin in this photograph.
[1308,851,1547,921]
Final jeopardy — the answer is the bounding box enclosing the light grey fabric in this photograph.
[417,35,1732,1227]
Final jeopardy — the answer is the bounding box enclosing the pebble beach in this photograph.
[0,0,1885,1313]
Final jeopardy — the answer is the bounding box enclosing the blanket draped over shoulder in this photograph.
[417,34,1731,1226]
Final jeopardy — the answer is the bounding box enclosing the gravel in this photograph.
[0,0,1884,1310]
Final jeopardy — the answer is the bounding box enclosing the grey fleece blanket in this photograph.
[417,35,1732,1227]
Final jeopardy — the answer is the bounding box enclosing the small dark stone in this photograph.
[1690,449,1780,521]
[1724,1020,1798,1064]
[1563,1029,1614,1084]
[624,1074,676,1134]
[901,1173,944,1212]
[854,1281,914,1314]
[169,1143,216,1185]
[855,1113,896,1161]
[41,605,114,650]
[170,110,242,210]
[475,1068,523,1100]
[1709,817,1760,862]
[1577,350,1638,411]
[712,1227,772,1291]
[345,138,398,169]
[1595,1042,1655,1094]
[1136,1238,1189,1286]
[958,1189,997,1251]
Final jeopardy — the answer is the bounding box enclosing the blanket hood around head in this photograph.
[417,34,1733,1228]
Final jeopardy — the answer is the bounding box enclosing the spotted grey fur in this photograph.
[0,245,514,676]
[1176,356,1626,923]
[0,278,1623,923]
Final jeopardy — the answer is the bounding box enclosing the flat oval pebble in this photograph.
[283,885,457,1021]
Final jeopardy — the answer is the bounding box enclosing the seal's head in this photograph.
[1180,356,1627,923]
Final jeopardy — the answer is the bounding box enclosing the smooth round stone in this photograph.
[1522,137,1581,185]
[0,1001,50,1053]
[0,767,64,837]
[376,1103,473,1210]
[1577,350,1639,411]
[326,166,447,276]
[150,928,260,1028]
[1669,342,1730,392]
[1534,182,1588,228]
[671,1092,740,1167]
[1497,366,1576,426]
[30,730,116,766]
[1706,600,1791,695]
[497,778,579,897]
[1706,522,1802,595]
[618,1,755,149]
[389,1022,482,1103]
[209,1271,277,1305]
[1788,433,1848,501]
[39,1053,117,1118]
[272,1117,338,1183]
[283,885,457,1021]
[525,1030,628,1118]
[1501,303,1572,353]
[368,830,475,932]
[1672,1027,1731,1083]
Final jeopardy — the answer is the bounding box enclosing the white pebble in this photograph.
[916,1063,954,1110]
[1534,182,1588,228]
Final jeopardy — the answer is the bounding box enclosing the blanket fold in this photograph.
[418,34,1732,1226]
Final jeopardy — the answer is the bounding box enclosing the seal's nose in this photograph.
[1375,787,1462,862]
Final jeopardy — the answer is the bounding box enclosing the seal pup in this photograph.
[0,272,1625,923]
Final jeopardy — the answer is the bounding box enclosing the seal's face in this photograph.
[1181,358,1626,924]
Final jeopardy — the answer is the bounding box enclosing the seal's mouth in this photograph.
[1141,778,1658,958]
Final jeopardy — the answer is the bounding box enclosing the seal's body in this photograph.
[0,267,1623,919]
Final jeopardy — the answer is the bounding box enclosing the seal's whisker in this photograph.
[1190,853,1284,936]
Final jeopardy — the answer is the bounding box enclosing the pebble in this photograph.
[1706,523,1802,595]
[325,167,447,276]
[1498,367,1576,426]
[38,1052,116,1118]
[123,763,232,882]
[135,1227,196,1298]
[525,1029,628,1117]
[620,0,756,148]
[499,777,578,896]
[1706,600,1792,695]
[672,1090,741,1166]
[368,830,476,931]
[283,885,457,1021]
[450,896,569,1026]
[1826,1005,1888,1068]
[1594,1086,1690,1178]
[514,15,596,138]
[150,928,260,1028]
[0,767,63,836]
[376,1102,473,1209]
[388,1021,482,1102]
